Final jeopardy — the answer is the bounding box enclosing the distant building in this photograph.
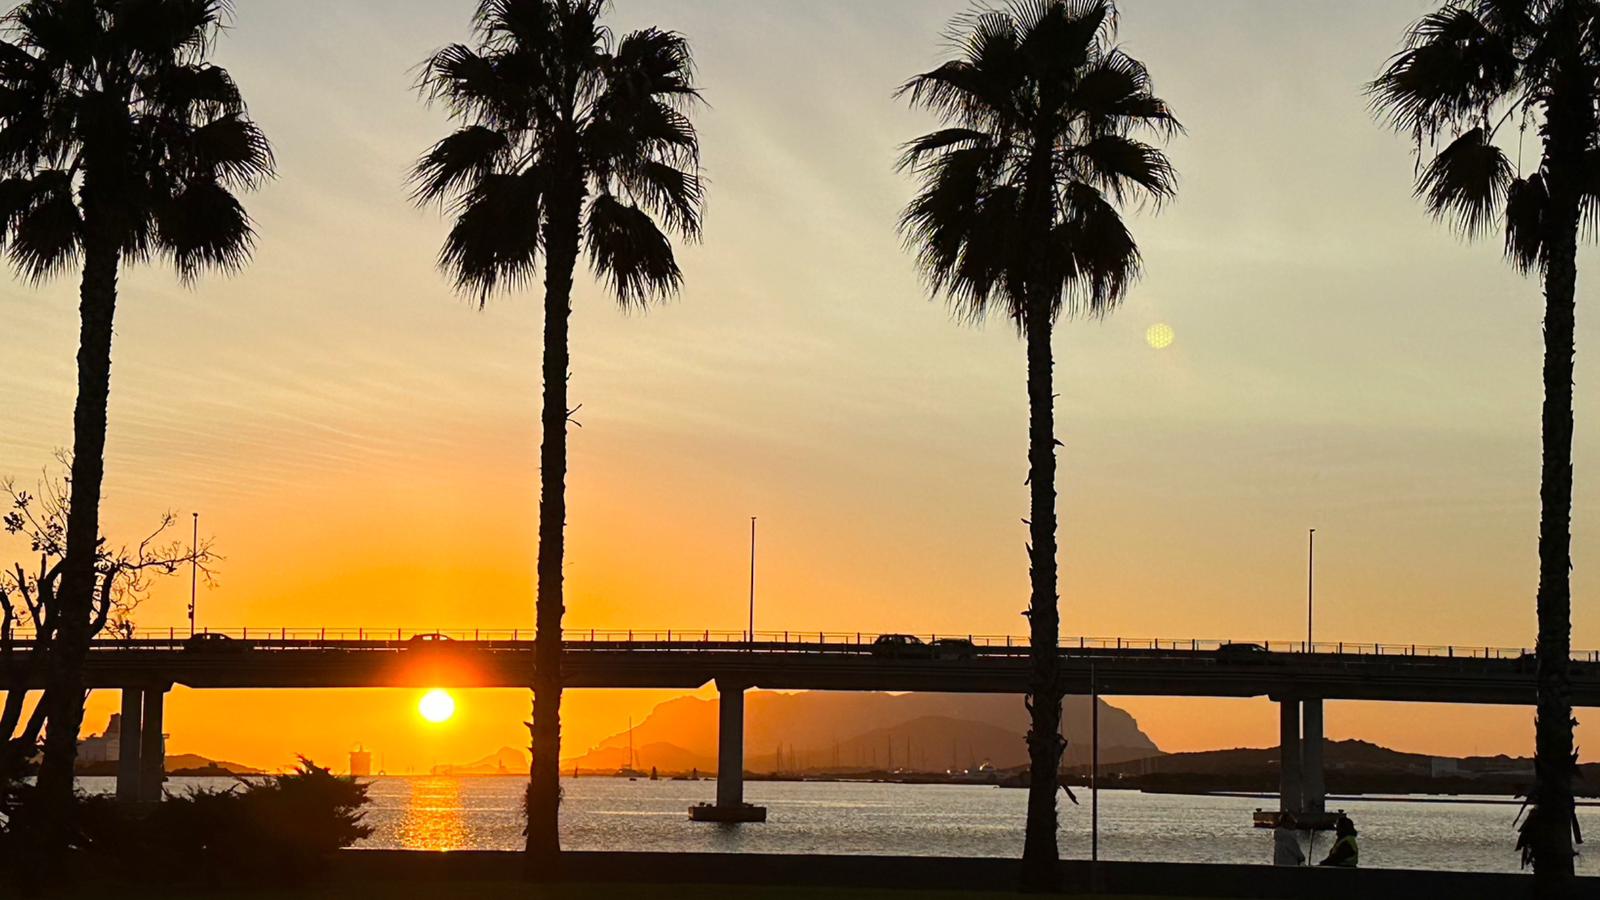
[350,746,373,777]
[78,713,164,763]
[1430,757,1464,778]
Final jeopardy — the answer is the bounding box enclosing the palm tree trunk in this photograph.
[525,175,583,880]
[1525,125,1583,900]
[31,216,120,863]
[1019,295,1063,893]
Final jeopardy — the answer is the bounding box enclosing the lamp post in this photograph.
[1306,528,1315,653]
[189,512,199,637]
[747,517,756,645]
[1091,660,1100,863]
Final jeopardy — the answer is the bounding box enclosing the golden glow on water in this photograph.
[419,689,456,723]
[398,777,470,851]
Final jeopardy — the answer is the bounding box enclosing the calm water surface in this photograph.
[84,776,1596,874]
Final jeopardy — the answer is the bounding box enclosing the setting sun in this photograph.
[418,689,456,724]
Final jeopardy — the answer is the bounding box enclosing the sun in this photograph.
[418,689,456,723]
[1145,322,1175,350]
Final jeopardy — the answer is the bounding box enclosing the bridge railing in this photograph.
[18,626,1599,663]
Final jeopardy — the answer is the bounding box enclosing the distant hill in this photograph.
[76,753,263,776]
[1065,739,1600,797]
[432,747,526,776]
[166,754,264,776]
[562,691,1159,775]
[1083,739,1539,777]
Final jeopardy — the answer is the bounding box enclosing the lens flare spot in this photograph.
[1145,322,1175,350]
[419,689,455,723]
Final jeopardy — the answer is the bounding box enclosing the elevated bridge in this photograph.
[13,628,1596,820]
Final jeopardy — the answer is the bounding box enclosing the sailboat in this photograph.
[617,716,645,779]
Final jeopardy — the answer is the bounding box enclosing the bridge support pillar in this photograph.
[689,680,766,823]
[716,680,744,808]
[1302,699,1325,814]
[115,688,142,802]
[138,686,167,803]
[1278,699,1302,814]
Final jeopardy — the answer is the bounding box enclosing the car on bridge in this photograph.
[1215,642,1270,663]
[871,634,930,658]
[183,633,250,653]
[931,638,976,660]
[868,635,976,660]
[404,632,453,646]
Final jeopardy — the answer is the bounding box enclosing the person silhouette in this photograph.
[1318,815,1359,868]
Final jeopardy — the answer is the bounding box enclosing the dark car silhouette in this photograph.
[183,632,248,653]
[931,638,976,660]
[404,632,454,646]
[871,634,931,658]
[1215,642,1269,662]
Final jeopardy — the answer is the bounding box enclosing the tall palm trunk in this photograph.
[1526,71,1585,895]
[525,168,583,880]
[33,204,119,857]
[37,218,119,787]
[1019,291,1063,893]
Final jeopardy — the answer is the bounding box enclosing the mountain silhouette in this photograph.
[563,691,1158,774]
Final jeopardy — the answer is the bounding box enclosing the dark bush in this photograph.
[24,756,372,888]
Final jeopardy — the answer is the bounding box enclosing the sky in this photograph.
[3,0,1598,770]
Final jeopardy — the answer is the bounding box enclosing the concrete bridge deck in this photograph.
[11,630,1598,706]
[12,628,1593,815]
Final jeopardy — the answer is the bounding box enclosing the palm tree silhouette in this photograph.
[412,0,702,875]
[1370,3,1597,889]
[0,0,271,861]
[896,0,1177,889]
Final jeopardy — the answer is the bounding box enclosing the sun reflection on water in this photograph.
[399,777,471,851]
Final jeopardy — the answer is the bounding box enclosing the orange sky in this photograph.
[5,0,1599,769]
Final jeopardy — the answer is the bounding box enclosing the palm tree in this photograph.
[896,0,1177,890]
[412,0,702,875]
[1370,3,1597,890]
[0,0,272,857]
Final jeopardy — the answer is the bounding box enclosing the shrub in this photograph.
[26,756,372,888]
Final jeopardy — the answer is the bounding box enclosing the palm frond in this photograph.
[185,113,274,189]
[1015,0,1112,82]
[410,125,513,207]
[418,43,528,128]
[9,0,103,70]
[615,159,701,240]
[137,63,245,120]
[1052,181,1139,319]
[1504,173,1547,274]
[609,27,698,106]
[153,177,255,283]
[896,127,991,173]
[1065,133,1176,207]
[1579,145,1600,241]
[898,60,1018,136]
[2,169,81,283]
[109,0,231,63]
[1369,5,1520,139]
[474,0,566,55]
[438,169,544,305]
[0,0,269,288]
[1069,49,1181,139]
[1416,126,1513,237]
[899,0,1174,330]
[584,191,681,308]
[899,145,1024,324]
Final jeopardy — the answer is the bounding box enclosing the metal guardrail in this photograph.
[9,626,1597,663]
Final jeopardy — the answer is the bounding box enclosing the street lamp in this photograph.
[189,512,199,637]
[747,517,756,645]
[1306,528,1315,653]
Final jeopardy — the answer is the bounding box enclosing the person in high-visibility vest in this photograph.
[1318,815,1359,868]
